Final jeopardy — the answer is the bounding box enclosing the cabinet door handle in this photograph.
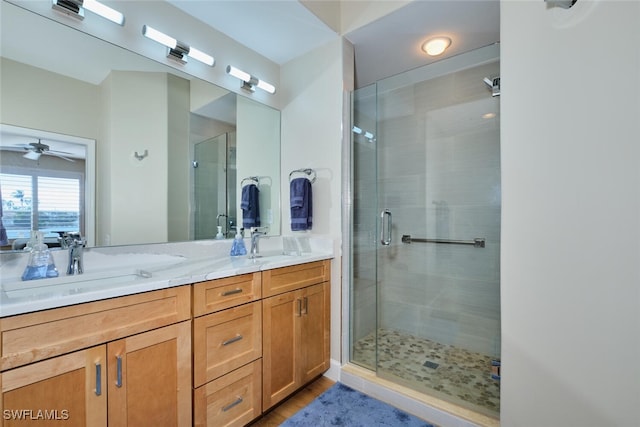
[302,296,308,315]
[222,396,243,412]
[222,335,243,346]
[296,298,302,316]
[222,288,242,296]
[95,363,102,396]
[115,355,123,388]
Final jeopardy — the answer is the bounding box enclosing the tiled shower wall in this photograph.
[352,60,501,358]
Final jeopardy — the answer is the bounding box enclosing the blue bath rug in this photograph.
[281,382,435,426]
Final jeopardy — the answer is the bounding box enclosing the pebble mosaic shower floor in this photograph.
[352,328,500,418]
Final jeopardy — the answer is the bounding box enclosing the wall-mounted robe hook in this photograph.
[134,150,148,161]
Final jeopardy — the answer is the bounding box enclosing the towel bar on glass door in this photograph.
[401,234,485,248]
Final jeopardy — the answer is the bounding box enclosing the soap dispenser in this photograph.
[215,226,224,240]
[22,231,59,281]
[230,228,247,256]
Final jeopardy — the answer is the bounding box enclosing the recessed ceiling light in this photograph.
[422,37,451,56]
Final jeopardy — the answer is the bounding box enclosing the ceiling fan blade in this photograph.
[48,149,74,155]
[48,152,76,162]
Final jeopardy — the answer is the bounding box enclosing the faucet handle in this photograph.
[61,232,85,247]
[250,226,269,235]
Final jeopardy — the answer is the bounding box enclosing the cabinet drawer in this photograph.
[0,286,191,371]
[193,301,262,387]
[193,272,261,317]
[262,260,331,297]
[194,359,262,427]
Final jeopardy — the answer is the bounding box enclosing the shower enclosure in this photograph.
[193,131,237,240]
[349,45,501,419]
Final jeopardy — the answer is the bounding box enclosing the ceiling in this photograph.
[167,0,500,88]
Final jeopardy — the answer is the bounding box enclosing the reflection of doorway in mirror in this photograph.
[193,132,236,240]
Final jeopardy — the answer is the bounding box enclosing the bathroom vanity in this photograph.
[0,240,332,426]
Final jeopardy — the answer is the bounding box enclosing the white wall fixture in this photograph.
[544,0,577,9]
[421,37,451,56]
[142,25,215,66]
[226,65,276,94]
[52,0,125,25]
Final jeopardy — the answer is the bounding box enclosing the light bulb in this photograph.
[83,0,124,25]
[142,25,177,49]
[188,47,215,66]
[422,37,451,56]
[226,65,252,82]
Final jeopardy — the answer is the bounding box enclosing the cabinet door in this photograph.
[1,345,106,427]
[107,321,191,427]
[262,290,300,410]
[300,282,330,384]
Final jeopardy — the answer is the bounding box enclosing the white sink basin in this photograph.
[2,269,153,301]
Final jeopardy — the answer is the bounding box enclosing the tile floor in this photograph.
[352,328,500,418]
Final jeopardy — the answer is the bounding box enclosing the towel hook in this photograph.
[134,150,148,161]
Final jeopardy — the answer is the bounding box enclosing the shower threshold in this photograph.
[352,328,500,419]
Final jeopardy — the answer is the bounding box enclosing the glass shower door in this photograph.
[194,133,228,240]
[350,83,378,371]
[350,47,501,418]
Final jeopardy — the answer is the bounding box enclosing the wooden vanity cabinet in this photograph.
[0,259,331,427]
[262,260,330,410]
[0,287,192,427]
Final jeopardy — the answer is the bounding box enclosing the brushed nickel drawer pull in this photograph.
[115,355,123,388]
[222,335,243,346]
[222,288,243,296]
[95,363,102,396]
[222,396,243,412]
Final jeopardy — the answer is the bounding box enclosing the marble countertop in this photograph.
[0,236,334,317]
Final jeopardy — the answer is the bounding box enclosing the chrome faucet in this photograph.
[61,232,85,275]
[249,227,268,259]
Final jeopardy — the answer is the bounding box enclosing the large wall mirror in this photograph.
[0,2,281,251]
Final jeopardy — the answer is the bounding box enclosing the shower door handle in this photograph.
[380,209,392,246]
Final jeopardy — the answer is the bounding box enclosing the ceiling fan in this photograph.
[20,140,76,162]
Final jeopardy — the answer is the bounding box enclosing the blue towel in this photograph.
[290,177,312,231]
[241,184,260,228]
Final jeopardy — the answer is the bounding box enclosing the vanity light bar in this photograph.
[226,65,276,94]
[83,0,124,25]
[142,25,215,67]
[52,0,124,26]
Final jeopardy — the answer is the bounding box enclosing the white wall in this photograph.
[167,74,191,242]
[236,96,281,234]
[0,58,99,138]
[99,71,172,245]
[280,37,352,366]
[501,1,640,425]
